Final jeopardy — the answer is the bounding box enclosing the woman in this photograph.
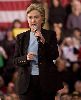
[48,0,66,30]
[14,3,60,100]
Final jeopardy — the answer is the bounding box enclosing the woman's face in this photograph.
[27,10,43,31]
[53,0,59,7]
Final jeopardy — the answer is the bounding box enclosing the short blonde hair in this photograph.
[26,3,45,26]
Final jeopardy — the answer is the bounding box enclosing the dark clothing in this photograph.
[0,39,15,66]
[70,67,81,91]
[19,75,54,100]
[56,69,71,85]
[14,29,60,99]
[0,39,16,85]
[48,6,66,26]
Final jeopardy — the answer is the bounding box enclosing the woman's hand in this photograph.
[35,31,45,44]
[27,52,36,60]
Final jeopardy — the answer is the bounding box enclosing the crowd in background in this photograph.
[1,0,81,99]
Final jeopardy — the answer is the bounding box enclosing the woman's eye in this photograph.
[35,16,38,18]
[28,15,39,19]
[34,15,40,19]
[28,16,32,19]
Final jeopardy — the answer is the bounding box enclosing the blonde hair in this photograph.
[26,3,45,26]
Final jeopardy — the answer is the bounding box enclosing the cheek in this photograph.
[27,19,30,24]
[38,18,43,25]
[27,17,31,23]
[27,20,32,27]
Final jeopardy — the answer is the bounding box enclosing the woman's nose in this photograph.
[31,18,36,23]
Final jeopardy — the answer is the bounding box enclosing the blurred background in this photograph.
[1,0,81,100]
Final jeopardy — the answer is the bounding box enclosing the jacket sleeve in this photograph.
[49,31,59,60]
[13,35,29,67]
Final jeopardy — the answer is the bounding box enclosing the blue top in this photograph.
[28,32,39,75]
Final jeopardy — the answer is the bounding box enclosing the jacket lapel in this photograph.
[41,28,50,43]
[22,29,47,55]
[22,30,30,55]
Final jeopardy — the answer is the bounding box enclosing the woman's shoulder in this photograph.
[16,30,30,40]
[43,28,56,33]
[42,28,56,37]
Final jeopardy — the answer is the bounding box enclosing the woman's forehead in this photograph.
[27,10,41,17]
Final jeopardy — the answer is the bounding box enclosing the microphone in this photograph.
[32,25,40,41]
[33,25,38,32]
[32,25,45,44]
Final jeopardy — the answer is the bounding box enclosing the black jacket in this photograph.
[14,28,59,94]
